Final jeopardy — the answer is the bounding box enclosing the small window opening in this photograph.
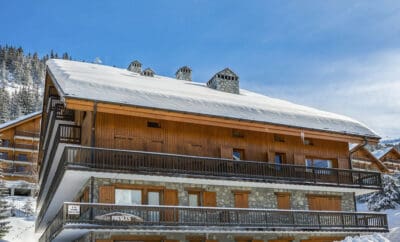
[273,134,285,142]
[147,121,161,128]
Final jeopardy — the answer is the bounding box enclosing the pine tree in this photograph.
[0,177,10,238]
[367,174,400,211]
[0,87,10,123]
[22,199,34,217]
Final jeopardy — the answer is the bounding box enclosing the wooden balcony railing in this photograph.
[0,143,37,150]
[39,202,389,242]
[15,130,40,138]
[58,146,382,189]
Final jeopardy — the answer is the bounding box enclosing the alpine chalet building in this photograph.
[37,59,388,242]
[0,111,41,196]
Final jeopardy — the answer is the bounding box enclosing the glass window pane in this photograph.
[314,159,332,168]
[305,159,313,167]
[189,193,199,207]
[233,150,242,160]
[115,189,142,205]
[148,191,160,205]
[275,154,282,164]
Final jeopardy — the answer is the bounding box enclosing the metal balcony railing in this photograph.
[39,202,389,242]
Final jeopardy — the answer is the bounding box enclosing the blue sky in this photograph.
[1,0,400,138]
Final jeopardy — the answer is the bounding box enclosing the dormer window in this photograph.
[141,68,155,77]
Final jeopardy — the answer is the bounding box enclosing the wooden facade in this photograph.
[73,112,352,169]
[350,145,389,173]
[0,112,41,193]
[378,148,400,173]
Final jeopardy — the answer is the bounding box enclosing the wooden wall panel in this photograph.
[89,113,351,168]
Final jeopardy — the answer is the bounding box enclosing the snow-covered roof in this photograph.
[47,59,379,139]
[372,147,394,159]
[0,111,41,131]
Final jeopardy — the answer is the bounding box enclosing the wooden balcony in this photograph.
[39,202,388,242]
[0,143,38,151]
[15,130,40,139]
[58,146,382,189]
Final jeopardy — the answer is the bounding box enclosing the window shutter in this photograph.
[164,189,178,205]
[234,193,249,208]
[276,193,291,209]
[99,185,115,203]
[165,240,180,242]
[205,240,218,242]
[252,240,264,242]
[95,240,113,242]
[203,191,217,207]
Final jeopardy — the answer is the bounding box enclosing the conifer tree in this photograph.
[0,176,10,238]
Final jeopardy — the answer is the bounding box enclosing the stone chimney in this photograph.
[141,68,155,77]
[207,68,239,94]
[127,60,142,73]
[175,66,192,81]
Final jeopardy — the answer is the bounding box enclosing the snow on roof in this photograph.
[372,147,394,159]
[0,111,41,131]
[47,59,379,139]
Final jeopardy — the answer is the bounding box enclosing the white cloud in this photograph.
[265,49,400,139]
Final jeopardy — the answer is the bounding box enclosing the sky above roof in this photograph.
[1,0,400,138]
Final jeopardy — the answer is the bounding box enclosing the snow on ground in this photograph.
[1,215,40,242]
[0,196,40,242]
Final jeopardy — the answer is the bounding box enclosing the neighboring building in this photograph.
[350,144,389,173]
[372,147,400,173]
[0,111,41,196]
[37,59,388,242]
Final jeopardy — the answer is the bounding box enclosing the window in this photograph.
[115,189,142,205]
[232,130,244,138]
[147,121,161,128]
[274,153,286,164]
[0,152,7,159]
[273,134,285,142]
[306,158,333,169]
[233,149,244,160]
[304,138,314,146]
[188,192,200,207]
[1,139,10,147]
[17,154,28,161]
[16,166,26,172]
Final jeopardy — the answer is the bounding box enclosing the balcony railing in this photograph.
[39,124,81,182]
[0,143,37,150]
[39,202,388,242]
[15,130,40,138]
[57,146,382,189]
[1,168,33,177]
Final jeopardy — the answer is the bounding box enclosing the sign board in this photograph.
[67,205,80,215]
[95,212,144,222]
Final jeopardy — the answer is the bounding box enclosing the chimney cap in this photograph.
[207,67,239,94]
[127,60,142,73]
[141,68,155,77]
[175,66,192,75]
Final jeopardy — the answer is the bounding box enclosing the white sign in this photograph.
[95,212,144,222]
[68,205,80,215]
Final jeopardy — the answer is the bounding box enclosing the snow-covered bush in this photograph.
[21,199,34,217]
[367,174,400,211]
[341,233,390,242]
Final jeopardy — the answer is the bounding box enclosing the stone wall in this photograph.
[83,177,355,211]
